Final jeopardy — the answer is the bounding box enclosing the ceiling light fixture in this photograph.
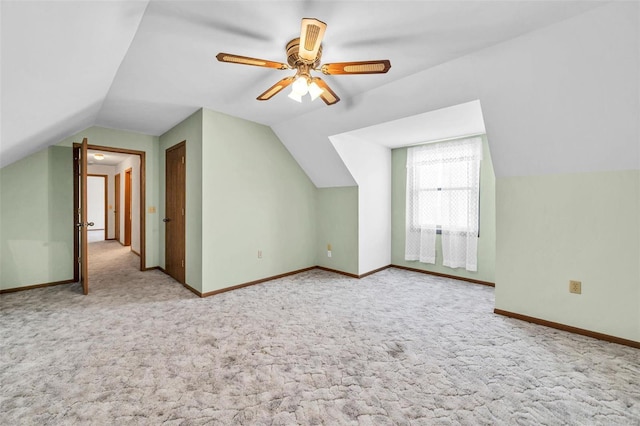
[216,18,391,106]
[93,153,105,160]
[287,91,303,103]
[308,80,324,101]
[288,75,314,103]
[288,74,325,103]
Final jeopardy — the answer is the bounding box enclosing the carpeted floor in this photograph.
[1,241,639,424]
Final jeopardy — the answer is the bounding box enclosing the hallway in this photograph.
[85,240,182,297]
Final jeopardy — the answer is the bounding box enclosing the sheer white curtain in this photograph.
[405,137,482,271]
[405,147,438,263]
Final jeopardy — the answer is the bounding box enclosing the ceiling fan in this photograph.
[216,18,391,105]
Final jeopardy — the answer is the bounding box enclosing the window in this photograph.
[405,137,482,271]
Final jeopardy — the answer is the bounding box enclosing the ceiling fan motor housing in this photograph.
[287,38,322,69]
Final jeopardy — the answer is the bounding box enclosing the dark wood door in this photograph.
[165,141,186,284]
[124,168,132,246]
[80,138,89,295]
[114,173,121,242]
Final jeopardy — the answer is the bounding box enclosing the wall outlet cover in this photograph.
[569,280,582,294]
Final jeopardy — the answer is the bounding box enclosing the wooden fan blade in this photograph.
[257,76,296,101]
[299,18,326,62]
[321,60,391,75]
[311,77,340,105]
[216,53,288,70]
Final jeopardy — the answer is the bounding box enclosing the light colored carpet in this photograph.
[1,241,638,424]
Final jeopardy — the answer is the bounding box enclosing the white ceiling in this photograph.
[87,149,133,167]
[335,99,486,149]
[1,1,605,169]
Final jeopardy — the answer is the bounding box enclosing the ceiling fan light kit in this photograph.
[216,18,391,105]
[308,81,324,101]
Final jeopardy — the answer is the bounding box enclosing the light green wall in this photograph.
[200,109,317,293]
[0,146,73,289]
[496,170,640,341]
[316,187,359,275]
[159,110,203,292]
[58,126,161,268]
[391,136,496,283]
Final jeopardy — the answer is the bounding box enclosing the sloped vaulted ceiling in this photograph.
[1,1,149,167]
[1,1,615,182]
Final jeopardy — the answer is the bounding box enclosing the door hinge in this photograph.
[182,208,184,216]
[181,260,184,268]
[78,257,81,264]
[182,156,185,164]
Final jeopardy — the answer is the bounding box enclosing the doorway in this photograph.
[165,141,186,284]
[87,174,108,243]
[73,144,147,291]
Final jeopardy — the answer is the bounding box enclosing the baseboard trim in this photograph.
[131,249,140,257]
[199,265,389,298]
[105,238,116,241]
[201,266,317,298]
[181,282,202,297]
[494,309,640,349]
[391,265,495,287]
[316,265,392,279]
[315,266,359,279]
[152,266,201,297]
[0,264,492,300]
[358,265,392,278]
[0,279,76,294]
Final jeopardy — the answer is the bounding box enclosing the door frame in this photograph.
[88,174,108,240]
[114,173,121,242]
[73,144,147,275]
[124,168,132,247]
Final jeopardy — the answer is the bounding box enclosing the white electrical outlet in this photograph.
[258,250,262,259]
[327,250,332,258]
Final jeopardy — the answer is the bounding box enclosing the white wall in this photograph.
[331,134,391,275]
[87,176,105,234]
[88,164,116,239]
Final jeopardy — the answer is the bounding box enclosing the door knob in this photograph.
[163,218,171,223]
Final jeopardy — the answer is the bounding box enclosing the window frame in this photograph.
[406,140,482,236]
